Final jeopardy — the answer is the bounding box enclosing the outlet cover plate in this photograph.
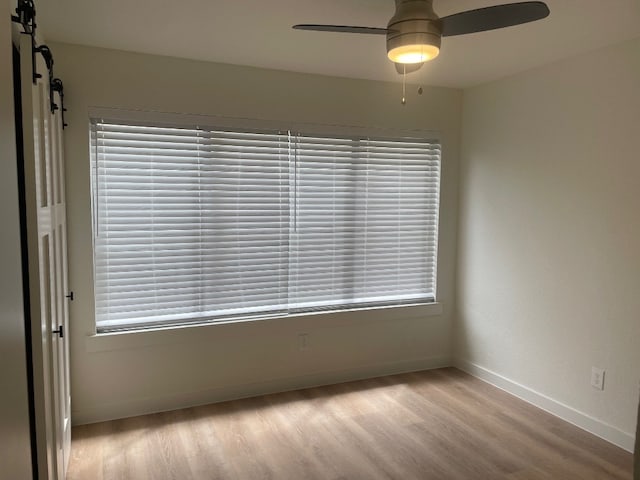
[591,367,605,390]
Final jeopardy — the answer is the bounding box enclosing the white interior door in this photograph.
[51,84,72,475]
[19,34,71,480]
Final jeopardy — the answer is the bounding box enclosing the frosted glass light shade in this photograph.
[387,44,440,64]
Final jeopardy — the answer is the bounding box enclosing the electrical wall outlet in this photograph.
[298,333,309,351]
[591,367,605,391]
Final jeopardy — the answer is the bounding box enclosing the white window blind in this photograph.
[91,118,440,332]
[290,135,440,311]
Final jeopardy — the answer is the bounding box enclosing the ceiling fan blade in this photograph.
[395,63,424,75]
[441,1,550,37]
[293,24,389,35]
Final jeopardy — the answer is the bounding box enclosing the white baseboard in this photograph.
[73,355,451,425]
[455,359,636,453]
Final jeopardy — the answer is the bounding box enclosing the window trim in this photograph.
[86,302,444,352]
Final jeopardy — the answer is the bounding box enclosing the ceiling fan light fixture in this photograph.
[387,43,439,64]
[386,1,442,65]
[292,1,550,73]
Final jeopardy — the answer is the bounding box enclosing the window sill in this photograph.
[85,302,444,353]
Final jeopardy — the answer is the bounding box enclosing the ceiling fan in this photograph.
[293,0,550,74]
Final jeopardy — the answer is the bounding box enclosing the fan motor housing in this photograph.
[386,0,442,57]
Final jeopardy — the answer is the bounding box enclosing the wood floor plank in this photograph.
[430,370,632,479]
[67,368,633,480]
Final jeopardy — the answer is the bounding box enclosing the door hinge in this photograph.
[65,291,74,301]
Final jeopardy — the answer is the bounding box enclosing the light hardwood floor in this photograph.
[68,368,633,480]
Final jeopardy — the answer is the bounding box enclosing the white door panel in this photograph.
[20,34,71,480]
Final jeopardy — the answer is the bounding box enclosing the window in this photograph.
[91,118,441,332]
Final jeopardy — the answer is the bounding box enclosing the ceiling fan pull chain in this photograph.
[401,64,406,105]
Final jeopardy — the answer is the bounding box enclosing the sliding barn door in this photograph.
[19,34,71,480]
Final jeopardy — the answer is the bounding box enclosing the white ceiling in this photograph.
[37,0,640,88]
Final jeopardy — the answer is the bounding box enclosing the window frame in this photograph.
[88,108,443,333]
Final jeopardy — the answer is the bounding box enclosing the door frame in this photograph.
[13,38,41,480]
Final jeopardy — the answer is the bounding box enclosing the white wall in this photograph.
[51,42,462,424]
[457,37,640,451]
[0,7,34,478]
